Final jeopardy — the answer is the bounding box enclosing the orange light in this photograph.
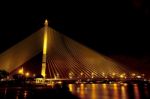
[25,72,30,77]
[112,73,115,76]
[120,75,124,78]
[68,84,73,92]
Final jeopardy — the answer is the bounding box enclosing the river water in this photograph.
[68,84,150,99]
[0,84,150,99]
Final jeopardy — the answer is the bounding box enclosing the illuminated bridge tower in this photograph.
[41,19,48,78]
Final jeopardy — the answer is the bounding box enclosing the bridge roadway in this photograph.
[43,78,146,84]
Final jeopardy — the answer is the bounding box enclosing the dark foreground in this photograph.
[0,84,79,99]
[0,83,150,99]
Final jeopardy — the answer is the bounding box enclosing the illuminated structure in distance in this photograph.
[0,19,144,80]
[41,19,48,78]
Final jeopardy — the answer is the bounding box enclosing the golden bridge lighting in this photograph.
[41,19,48,78]
[0,19,144,80]
[112,73,116,76]
[80,72,83,76]
[102,72,105,77]
[69,72,73,79]
[91,72,95,78]
[57,81,62,84]
[120,74,124,78]
[0,18,149,99]
[43,28,47,55]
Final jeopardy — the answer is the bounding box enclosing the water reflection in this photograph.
[144,85,149,98]
[113,84,119,99]
[68,84,73,92]
[16,90,19,99]
[24,90,28,99]
[0,84,149,99]
[91,84,96,99]
[133,84,140,99]
[121,85,128,99]
[68,84,150,99]
[79,84,85,98]
[102,84,109,99]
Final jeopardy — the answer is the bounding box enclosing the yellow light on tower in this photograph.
[41,19,48,78]
[43,25,48,55]
[44,19,48,26]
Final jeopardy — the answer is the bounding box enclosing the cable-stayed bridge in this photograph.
[0,20,136,79]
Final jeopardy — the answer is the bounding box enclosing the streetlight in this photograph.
[80,72,83,76]
[120,74,124,79]
[69,72,73,79]
[131,73,136,78]
[25,72,30,77]
[33,74,36,77]
[91,72,94,78]
[18,67,24,74]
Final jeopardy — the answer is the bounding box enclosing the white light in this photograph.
[136,76,141,78]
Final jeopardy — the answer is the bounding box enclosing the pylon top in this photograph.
[44,19,48,26]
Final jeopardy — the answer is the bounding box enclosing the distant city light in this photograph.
[18,67,24,74]
[136,75,141,79]
[25,72,30,77]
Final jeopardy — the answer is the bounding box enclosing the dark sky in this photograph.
[0,1,149,55]
[0,1,150,76]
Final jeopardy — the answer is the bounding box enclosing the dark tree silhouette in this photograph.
[0,70,9,79]
[13,74,25,81]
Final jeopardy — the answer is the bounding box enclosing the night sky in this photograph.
[0,1,150,76]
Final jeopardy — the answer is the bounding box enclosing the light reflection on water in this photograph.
[0,84,150,99]
[91,84,96,99]
[121,85,128,99]
[134,84,140,99]
[68,84,150,99]
[102,84,109,99]
[113,84,119,99]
